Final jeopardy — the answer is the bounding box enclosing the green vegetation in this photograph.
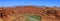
[25,14,41,21]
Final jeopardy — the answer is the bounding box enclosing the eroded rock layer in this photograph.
[0,6,60,21]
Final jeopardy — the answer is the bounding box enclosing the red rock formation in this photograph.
[0,6,60,21]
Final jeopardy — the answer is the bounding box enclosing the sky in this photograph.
[0,0,60,6]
